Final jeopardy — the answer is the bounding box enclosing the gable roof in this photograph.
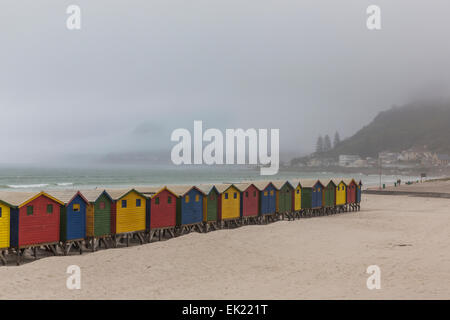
[234,182,257,192]
[251,180,274,191]
[214,183,236,194]
[164,185,205,197]
[272,180,294,190]
[106,188,147,201]
[323,179,337,187]
[136,186,178,199]
[46,190,89,205]
[79,189,112,203]
[0,191,65,208]
[300,179,323,188]
[196,184,219,195]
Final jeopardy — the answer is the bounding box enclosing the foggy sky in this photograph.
[1,0,450,165]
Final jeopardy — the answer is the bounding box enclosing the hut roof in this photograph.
[196,184,218,195]
[106,188,147,200]
[135,186,162,195]
[78,189,112,203]
[288,179,301,188]
[322,179,337,187]
[272,180,294,190]
[343,178,357,186]
[214,183,235,193]
[164,185,205,197]
[0,191,64,208]
[46,190,88,205]
[300,179,323,188]
[233,182,255,192]
[251,180,273,191]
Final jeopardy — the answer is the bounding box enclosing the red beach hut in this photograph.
[344,179,357,211]
[0,191,65,265]
[137,186,178,242]
[235,183,260,224]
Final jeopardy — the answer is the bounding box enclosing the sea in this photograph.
[0,164,428,192]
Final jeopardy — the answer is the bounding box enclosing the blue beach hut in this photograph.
[169,185,205,234]
[47,190,88,255]
[253,181,277,216]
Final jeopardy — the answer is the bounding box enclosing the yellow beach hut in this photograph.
[107,189,148,246]
[290,180,302,218]
[216,184,241,228]
[335,179,347,212]
[0,198,12,265]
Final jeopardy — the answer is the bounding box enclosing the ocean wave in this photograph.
[57,182,74,186]
[7,183,49,189]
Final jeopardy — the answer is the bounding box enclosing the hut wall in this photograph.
[205,190,219,222]
[62,195,87,241]
[356,183,362,203]
[0,203,10,249]
[115,191,146,234]
[18,196,61,246]
[178,189,203,225]
[221,186,240,220]
[312,183,323,208]
[301,188,312,209]
[93,193,112,237]
[260,184,276,215]
[241,185,259,217]
[278,185,293,213]
[324,183,336,207]
[149,189,176,229]
[336,182,347,205]
[294,186,302,211]
[347,182,357,204]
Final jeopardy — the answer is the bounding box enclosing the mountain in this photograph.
[314,101,450,159]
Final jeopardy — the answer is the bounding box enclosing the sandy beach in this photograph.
[0,193,449,300]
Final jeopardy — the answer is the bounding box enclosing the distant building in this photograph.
[339,155,361,167]
[378,151,400,165]
[436,154,450,166]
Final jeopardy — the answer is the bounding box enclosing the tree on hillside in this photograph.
[316,135,324,153]
[333,131,341,148]
[324,134,332,152]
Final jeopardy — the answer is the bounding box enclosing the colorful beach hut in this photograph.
[82,189,114,251]
[0,198,12,265]
[197,184,220,232]
[273,180,295,220]
[253,181,277,222]
[47,190,88,255]
[335,180,348,212]
[216,184,241,228]
[137,186,178,241]
[356,180,362,210]
[235,183,260,224]
[344,179,357,211]
[300,180,324,216]
[323,180,337,214]
[107,189,148,246]
[0,191,64,265]
[290,180,302,218]
[166,185,204,235]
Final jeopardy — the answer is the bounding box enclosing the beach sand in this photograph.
[0,194,449,300]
